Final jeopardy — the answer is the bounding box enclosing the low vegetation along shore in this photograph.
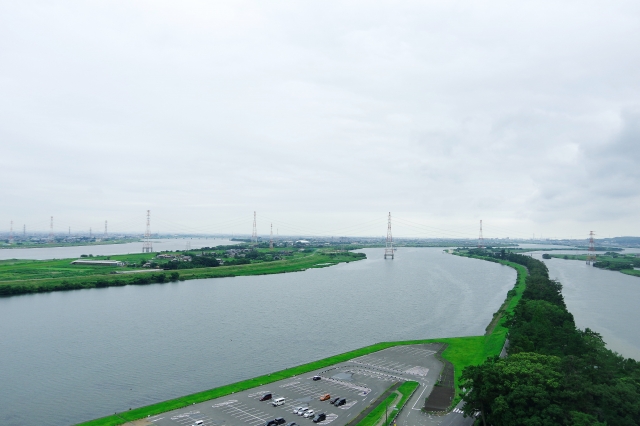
[0,245,365,297]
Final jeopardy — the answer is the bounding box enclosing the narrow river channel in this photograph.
[0,247,515,426]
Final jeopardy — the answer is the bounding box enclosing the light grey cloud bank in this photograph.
[1,1,639,238]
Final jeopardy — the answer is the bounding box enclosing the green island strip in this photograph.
[77,255,526,426]
[0,248,365,297]
[548,252,640,277]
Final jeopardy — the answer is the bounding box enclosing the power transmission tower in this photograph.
[49,216,54,240]
[23,224,26,238]
[270,223,273,250]
[586,231,596,265]
[9,220,13,245]
[251,211,257,245]
[89,227,92,238]
[478,220,484,249]
[143,210,153,253]
[384,212,394,259]
[104,220,108,238]
[68,226,70,236]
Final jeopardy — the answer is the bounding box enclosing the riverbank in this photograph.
[0,249,365,297]
[77,253,525,426]
[549,253,640,277]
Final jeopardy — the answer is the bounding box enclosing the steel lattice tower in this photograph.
[89,227,92,238]
[251,211,257,245]
[49,216,54,240]
[9,220,13,245]
[478,220,485,249]
[269,223,273,250]
[104,220,108,238]
[384,212,394,259]
[23,224,26,238]
[586,231,596,265]
[142,210,153,253]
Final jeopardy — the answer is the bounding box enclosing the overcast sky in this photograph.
[1,1,639,239]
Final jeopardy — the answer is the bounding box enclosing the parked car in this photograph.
[286,422,298,426]
[312,413,326,423]
[297,407,309,416]
[293,407,304,414]
[304,410,315,418]
[335,398,346,407]
[274,418,286,425]
[319,394,330,401]
[330,397,341,405]
[312,376,321,381]
[260,393,273,401]
[263,420,277,426]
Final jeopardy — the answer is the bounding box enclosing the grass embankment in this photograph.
[0,250,364,297]
[549,253,640,277]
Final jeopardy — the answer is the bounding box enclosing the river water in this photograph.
[0,247,515,426]
[0,238,236,260]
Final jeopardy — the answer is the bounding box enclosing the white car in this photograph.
[294,406,305,414]
[297,407,309,416]
[304,410,315,418]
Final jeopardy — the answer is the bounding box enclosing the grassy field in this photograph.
[355,382,421,426]
[0,248,365,297]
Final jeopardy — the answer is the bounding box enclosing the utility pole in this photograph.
[384,212,394,259]
[143,210,153,253]
[586,231,596,265]
[478,220,484,249]
[251,211,257,245]
[270,223,273,250]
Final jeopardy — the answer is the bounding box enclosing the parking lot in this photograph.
[147,344,443,426]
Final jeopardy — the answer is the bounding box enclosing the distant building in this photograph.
[70,260,124,267]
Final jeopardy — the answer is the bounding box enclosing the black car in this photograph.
[312,413,326,423]
[335,398,346,407]
[274,417,286,425]
[264,421,277,426]
[260,393,273,401]
[286,423,298,426]
[330,397,341,405]
[312,375,321,381]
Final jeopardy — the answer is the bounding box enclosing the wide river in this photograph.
[0,247,516,426]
